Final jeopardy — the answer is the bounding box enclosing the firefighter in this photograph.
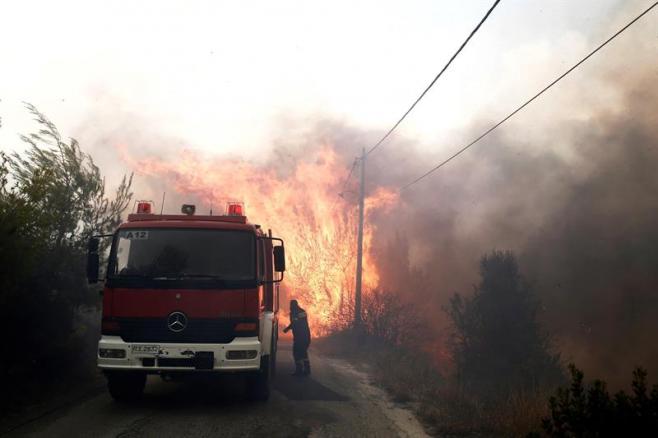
[282,300,311,376]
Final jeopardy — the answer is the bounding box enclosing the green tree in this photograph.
[0,153,44,294]
[9,103,132,247]
[1,104,133,395]
[447,250,562,395]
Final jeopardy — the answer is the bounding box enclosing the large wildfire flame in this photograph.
[118,144,397,334]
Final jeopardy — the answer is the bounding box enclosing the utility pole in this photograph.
[354,148,366,332]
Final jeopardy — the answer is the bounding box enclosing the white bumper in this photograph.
[98,335,262,372]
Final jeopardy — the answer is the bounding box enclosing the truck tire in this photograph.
[106,372,146,402]
[246,356,270,402]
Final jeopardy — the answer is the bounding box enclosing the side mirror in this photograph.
[273,245,286,273]
[87,237,100,284]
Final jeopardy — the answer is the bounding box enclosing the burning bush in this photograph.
[361,289,426,348]
[326,287,426,349]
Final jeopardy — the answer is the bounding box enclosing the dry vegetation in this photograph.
[317,252,561,437]
[319,250,658,436]
[317,329,551,437]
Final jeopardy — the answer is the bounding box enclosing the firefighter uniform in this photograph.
[283,300,311,376]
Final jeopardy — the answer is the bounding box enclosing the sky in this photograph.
[0,0,656,167]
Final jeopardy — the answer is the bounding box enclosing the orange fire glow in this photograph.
[117,144,398,334]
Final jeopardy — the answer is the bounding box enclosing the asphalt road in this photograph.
[4,343,428,438]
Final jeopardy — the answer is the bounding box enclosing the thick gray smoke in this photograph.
[355,70,658,386]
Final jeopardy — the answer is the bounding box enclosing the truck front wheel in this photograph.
[106,372,146,402]
[246,356,270,402]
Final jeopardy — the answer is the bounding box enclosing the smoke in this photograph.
[362,69,658,385]
[522,74,658,384]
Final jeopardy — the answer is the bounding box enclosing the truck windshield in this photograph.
[109,229,255,281]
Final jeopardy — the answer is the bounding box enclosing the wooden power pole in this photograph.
[354,148,366,332]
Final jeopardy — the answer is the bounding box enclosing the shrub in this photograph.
[361,289,426,348]
[327,288,426,349]
[542,364,658,437]
[447,250,563,396]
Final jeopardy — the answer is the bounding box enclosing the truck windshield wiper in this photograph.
[178,274,224,280]
[114,273,234,281]
[150,274,224,280]
[114,273,149,278]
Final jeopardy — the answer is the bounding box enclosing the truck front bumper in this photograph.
[98,335,262,373]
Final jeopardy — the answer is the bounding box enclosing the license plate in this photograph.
[131,344,160,354]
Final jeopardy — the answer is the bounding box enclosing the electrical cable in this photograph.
[339,158,359,197]
[366,0,502,156]
[401,1,658,191]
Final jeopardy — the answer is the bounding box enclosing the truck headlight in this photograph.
[226,350,258,360]
[99,348,127,358]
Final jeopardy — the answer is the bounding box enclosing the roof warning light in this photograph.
[227,202,244,216]
[136,201,153,214]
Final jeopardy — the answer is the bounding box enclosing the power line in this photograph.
[338,158,359,197]
[401,1,658,191]
[366,0,502,157]
[329,158,359,212]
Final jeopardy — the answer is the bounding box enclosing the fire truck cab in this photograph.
[87,201,285,402]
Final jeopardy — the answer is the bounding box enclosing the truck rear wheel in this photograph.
[106,372,146,402]
[246,356,270,402]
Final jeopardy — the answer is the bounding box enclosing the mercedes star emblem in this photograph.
[167,311,188,333]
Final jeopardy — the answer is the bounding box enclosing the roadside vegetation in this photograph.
[0,104,132,412]
[540,365,658,437]
[319,250,658,436]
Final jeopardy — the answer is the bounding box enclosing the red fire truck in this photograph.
[86,201,285,401]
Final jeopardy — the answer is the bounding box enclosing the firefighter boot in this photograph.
[292,361,304,376]
[303,359,311,376]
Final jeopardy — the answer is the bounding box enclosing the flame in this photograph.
[117,144,398,334]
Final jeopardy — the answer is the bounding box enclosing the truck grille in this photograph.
[117,318,255,344]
